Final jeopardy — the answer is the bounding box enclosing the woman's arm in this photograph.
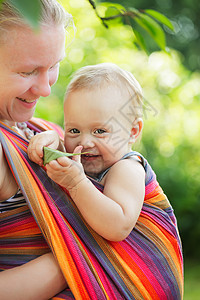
[0,253,67,300]
[0,142,18,201]
[46,157,145,241]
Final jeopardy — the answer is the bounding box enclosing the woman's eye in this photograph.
[19,70,36,77]
[94,129,106,134]
[69,128,80,134]
[49,63,59,71]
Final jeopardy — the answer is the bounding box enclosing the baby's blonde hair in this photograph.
[0,0,73,34]
[65,63,143,119]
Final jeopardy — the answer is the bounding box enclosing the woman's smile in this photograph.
[16,97,38,108]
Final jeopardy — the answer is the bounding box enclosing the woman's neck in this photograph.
[1,121,34,140]
[1,120,16,127]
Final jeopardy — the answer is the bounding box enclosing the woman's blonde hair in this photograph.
[65,63,143,119]
[0,0,73,33]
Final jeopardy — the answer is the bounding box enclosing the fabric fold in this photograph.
[0,118,183,299]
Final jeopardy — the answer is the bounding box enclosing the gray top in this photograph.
[88,151,146,183]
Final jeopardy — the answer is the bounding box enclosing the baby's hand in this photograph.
[27,131,62,166]
[46,146,87,196]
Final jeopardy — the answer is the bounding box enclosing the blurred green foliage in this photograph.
[35,0,200,259]
[8,0,174,53]
[8,0,41,28]
[102,0,200,71]
[87,0,174,53]
[184,260,200,299]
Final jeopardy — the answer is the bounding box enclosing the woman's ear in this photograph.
[129,118,143,143]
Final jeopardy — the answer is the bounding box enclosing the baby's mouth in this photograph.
[82,154,99,157]
[82,155,101,163]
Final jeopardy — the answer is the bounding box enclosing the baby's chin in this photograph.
[84,167,105,178]
[85,170,99,178]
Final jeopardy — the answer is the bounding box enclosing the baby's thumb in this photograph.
[72,145,83,163]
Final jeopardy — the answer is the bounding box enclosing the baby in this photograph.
[28,63,145,241]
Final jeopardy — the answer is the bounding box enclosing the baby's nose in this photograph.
[80,136,95,148]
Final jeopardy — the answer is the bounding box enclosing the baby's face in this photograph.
[63,86,135,176]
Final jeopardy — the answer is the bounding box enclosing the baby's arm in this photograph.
[46,157,145,241]
[0,253,67,299]
[28,130,65,165]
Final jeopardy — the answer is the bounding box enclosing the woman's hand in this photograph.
[27,130,65,166]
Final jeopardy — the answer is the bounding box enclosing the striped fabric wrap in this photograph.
[0,118,183,300]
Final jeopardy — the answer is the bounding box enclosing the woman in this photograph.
[0,0,70,298]
[0,1,183,300]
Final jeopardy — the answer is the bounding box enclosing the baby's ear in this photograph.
[129,118,143,143]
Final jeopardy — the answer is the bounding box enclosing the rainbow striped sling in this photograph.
[0,118,183,299]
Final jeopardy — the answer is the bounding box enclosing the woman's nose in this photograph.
[31,72,51,97]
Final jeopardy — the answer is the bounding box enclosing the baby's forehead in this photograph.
[65,82,131,101]
[65,87,138,126]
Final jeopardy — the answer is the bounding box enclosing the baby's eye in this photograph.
[94,129,106,134]
[69,128,80,134]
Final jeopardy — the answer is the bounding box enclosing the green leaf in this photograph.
[134,13,166,51]
[104,6,122,24]
[8,0,41,29]
[132,28,148,53]
[99,2,126,25]
[144,9,174,31]
[43,147,90,166]
[100,2,125,12]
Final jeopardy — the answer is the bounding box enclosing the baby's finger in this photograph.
[46,158,71,170]
[28,136,44,156]
[33,140,45,159]
[56,156,73,167]
[46,160,61,170]
[30,152,43,165]
[72,145,83,163]
[27,144,43,165]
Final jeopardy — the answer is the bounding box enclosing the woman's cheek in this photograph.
[49,69,59,86]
